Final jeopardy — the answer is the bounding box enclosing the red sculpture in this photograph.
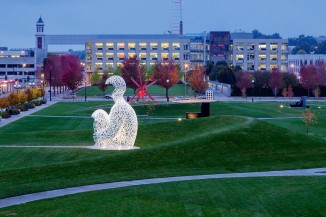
[129,69,157,104]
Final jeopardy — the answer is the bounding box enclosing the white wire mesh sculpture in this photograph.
[91,76,138,150]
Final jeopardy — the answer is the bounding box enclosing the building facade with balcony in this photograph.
[288,54,326,77]
[231,39,288,72]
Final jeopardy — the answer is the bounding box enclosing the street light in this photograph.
[84,80,87,102]
[251,79,255,102]
[166,79,169,102]
[14,84,21,94]
[184,63,189,97]
[29,82,35,88]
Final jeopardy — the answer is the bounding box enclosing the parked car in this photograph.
[105,94,112,99]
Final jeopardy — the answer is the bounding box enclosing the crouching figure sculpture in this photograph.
[91,76,138,150]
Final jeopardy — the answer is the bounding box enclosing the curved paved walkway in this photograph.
[0,168,325,209]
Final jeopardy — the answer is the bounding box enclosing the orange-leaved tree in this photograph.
[188,66,208,96]
[153,60,180,101]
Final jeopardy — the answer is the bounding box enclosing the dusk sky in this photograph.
[1,0,325,49]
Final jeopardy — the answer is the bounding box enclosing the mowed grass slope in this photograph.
[2,177,325,217]
[0,118,325,199]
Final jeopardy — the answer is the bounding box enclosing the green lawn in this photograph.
[0,101,325,214]
[1,177,325,216]
[75,84,192,97]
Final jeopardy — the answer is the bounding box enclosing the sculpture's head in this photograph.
[105,75,126,100]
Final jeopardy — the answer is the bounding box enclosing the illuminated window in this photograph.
[95,63,103,70]
[139,43,147,50]
[86,54,92,61]
[161,53,169,61]
[96,43,103,51]
[236,54,244,61]
[172,43,180,50]
[259,54,266,61]
[270,43,278,51]
[270,64,277,70]
[150,43,158,50]
[128,43,136,50]
[139,53,147,61]
[281,54,287,61]
[96,53,103,61]
[117,53,125,61]
[86,63,91,70]
[106,43,114,50]
[259,43,266,50]
[117,62,123,67]
[281,64,288,71]
[281,43,287,51]
[128,53,136,59]
[270,54,278,61]
[86,43,92,51]
[150,53,158,61]
[161,43,169,51]
[118,43,125,50]
[236,43,244,51]
[172,53,180,61]
[258,63,266,71]
[106,53,114,61]
[106,63,114,70]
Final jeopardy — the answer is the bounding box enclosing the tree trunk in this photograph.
[166,88,169,102]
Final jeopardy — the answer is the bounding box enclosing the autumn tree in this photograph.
[98,72,109,95]
[7,93,20,106]
[0,98,10,109]
[236,72,252,97]
[300,65,319,97]
[269,68,284,97]
[121,57,146,93]
[44,55,63,95]
[302,107,317,134]
[188,67,208,96]
[17,91,28,104]
[283,72,298,87]
[153,60,180,101]
[24,88,34,102]
[282,88,287,97]
[61,55,83,92]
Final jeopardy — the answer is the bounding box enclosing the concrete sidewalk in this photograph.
[0,168,325,209]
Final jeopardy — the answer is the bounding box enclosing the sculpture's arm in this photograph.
[95,108,123,140]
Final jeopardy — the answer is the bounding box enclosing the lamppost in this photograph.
[184,63,189,97]
[49,66,52,101]
[84,80,87,102]
[14,84,21,94]
[166,79,169,102]
[251,79,255,102]
[29,82,35,88]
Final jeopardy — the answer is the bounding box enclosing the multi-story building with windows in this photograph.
[35,18,190,82]
[0,47,35,86]
[84,35,190,72]
[288,54,326,77]
[231,39,288,72]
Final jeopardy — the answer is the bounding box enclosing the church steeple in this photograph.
[36,16,44,34]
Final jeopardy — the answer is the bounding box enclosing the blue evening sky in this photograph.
[0,0,325,49]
